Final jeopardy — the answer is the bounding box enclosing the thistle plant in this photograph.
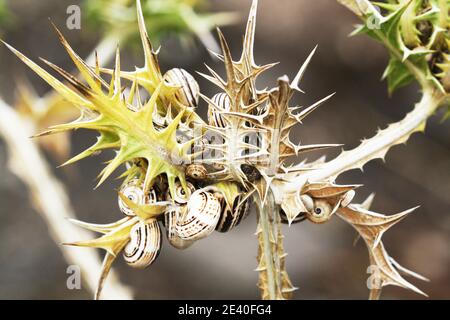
[2,0,449,300]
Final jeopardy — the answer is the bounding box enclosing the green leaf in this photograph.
[383,56,416,94]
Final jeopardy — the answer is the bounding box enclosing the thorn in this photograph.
[291,45,318,93]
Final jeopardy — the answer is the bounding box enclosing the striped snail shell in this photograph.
[306,199,333,224]
[207,92,231,128]
[167,181,196,205]
[175,189,222,240]
[164,68,200,109]
[163,208,195,249]
[123,220,161,268]
[118,179,159,216]
[216,195,250,233]
[186,164,208,181]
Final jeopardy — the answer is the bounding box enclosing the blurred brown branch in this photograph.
[0,97,133,299]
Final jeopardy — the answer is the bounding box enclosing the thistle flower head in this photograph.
[351,0,450,117]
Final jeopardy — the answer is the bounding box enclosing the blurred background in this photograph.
[0,0,449,299]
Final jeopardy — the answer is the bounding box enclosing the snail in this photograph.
[118,179,159,216]
[306,199,333,224]
[164,68,200,109]
[215,194,251,233]
[175,189,222,240]
[123,220,161,268]
[207,92,231,128]
[167,181,197,205]
[163,207,195,249]
[186,163,208,181]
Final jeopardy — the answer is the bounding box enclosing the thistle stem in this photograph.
[255,191,277,299]
[255,189,292,300]
[0,98,132,299]
[286,88,445,190]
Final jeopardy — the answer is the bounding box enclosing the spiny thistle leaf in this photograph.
[2,6,198,196]
[65,216,139,300]
[98,0,205,124]
[338,204,429,298]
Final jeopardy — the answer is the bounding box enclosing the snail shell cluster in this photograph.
[116,174,253,268]
[164,68,200,109]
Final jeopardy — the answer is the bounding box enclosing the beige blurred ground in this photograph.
[0,0,449,299]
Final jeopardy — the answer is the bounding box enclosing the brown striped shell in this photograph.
[185,164,208,180]
[207,92,231,128]
[216,195,250,233]
[175,189,221,240]
[118,179,159,216]
[164,68,200,108]
[123,220,161,268]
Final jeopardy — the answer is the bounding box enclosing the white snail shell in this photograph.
[216,195,250,233]
[164,208,195,249]
[123,220,161,268]
[118,179,159,216]
[175,189,221,240]
[164,68,200,109]
[186,164,208,180]
[167,181,196,205]
[306,199,333,224]
[341,190,355,207]
[208,92,231,128]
